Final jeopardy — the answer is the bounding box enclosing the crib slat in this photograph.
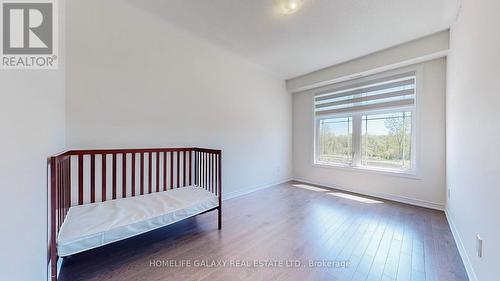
[188,151,192,186]
[66,159,69,212]
[62,160,65,214]
[55,161,57,228]
[213,154,216,192]
[61,161,64,227]
[63,160,65,213]
[61,161,64,225]
[218,155,221,196]
[61,161,64,223]
[64,157,71,210]
[201,153,204,188]
[61,162,63,218]
[102,154,107,201]
[63,160,66,214]
[131,153,136,196]
[122,153,127,198]
[207,153,210,190]
[64,160,67,215]
[57,162,60,227]
[212,154,215,193]
[177,151,180,188]
[156,152,160,192]
[63,160,66,215]
[90,154,96,203]
[140,153,144,195]
[65,160,67,212]
[218,153,222,198]
[215,154,218,193]
[206,154,209,191]
[163,152,167,191]
[194,151,198,186]
[58,162,61,227]
[61,162,64,222]
[170,152,174,189]
[214,154,217,193]
[214,154,219,195]
[148,152,152,193]
[78,155,83,205]
[64,160,67,217]
[208,154,211,192]
[211,154,214,192]
[183,151,187,186]
[67,158,71,211]
[112,153,117,200]
[213,154,216,195]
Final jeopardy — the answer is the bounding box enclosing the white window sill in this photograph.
[313,162,421,179]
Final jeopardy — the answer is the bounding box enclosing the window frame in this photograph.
[312,66,421,178]
[316,114,355,165]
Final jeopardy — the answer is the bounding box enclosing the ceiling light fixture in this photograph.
[273,0,303,15]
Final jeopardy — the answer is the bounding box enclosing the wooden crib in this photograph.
[48,147,222,281]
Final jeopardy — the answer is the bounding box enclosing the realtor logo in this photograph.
[1,0,58,69]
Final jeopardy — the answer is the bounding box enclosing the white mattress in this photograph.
[57,186,218,257]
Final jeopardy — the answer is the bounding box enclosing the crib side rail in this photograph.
[53,148,204,206]
[50,147,222,208]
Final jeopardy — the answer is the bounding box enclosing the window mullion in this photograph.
[352,114,362,167]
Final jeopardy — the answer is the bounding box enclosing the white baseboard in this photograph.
[47,257,63,281]
[293,177,445,210]
[222,177,293,201]
[445,209,478,281]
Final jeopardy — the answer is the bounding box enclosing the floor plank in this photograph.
[59,181,469,281]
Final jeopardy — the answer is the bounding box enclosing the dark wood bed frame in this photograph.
[48,147,222,281]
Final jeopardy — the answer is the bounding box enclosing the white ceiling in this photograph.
[129,0,459,79]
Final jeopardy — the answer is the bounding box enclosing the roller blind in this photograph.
[314,72,416,116]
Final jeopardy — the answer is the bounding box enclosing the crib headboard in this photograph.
[48,147,221,281]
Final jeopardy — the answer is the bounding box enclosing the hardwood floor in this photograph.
[59,181,468,281]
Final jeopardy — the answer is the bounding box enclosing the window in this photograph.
[317,117,353,164]
[361,112,412,170]
[314,71,416,174]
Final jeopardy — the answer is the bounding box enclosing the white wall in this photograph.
[287,31,449,93]
[0,1,65,281]
[66,0,292,196]
[446,0,500,280]
[292,58,447,209]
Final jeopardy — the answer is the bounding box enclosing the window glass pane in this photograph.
[361,112,412,170]
[317,117,353,165]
